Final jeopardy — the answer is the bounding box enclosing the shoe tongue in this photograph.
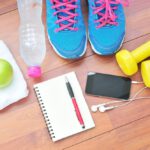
[57,0,75,30]
[95,0,117,26]
[95,1,105,19]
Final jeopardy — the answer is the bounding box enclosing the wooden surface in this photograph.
[0,0,150,150]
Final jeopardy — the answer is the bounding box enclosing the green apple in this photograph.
[0,59,13,88]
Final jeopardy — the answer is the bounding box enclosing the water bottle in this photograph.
[17,0,46,78]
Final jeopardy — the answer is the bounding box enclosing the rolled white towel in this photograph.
[0,40,29,110]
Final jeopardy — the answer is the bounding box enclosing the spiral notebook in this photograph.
[34,72,95,142]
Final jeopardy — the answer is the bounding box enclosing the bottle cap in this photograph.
[28,66,41,78]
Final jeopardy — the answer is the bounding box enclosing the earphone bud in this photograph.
[91,102,118,113]
[116,41,150,76]
[98,105,115,112]
[91,104,105,112]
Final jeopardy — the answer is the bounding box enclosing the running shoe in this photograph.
[46,0,87,59]
[88,0,128,55]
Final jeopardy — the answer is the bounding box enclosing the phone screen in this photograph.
[85,72,131,100]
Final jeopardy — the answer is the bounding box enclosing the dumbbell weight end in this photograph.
[141,60,150,88]
[116,41,150,76]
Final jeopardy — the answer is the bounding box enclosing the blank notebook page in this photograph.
[34,72,95,142]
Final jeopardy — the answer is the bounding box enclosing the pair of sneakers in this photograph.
[46,0,128,59]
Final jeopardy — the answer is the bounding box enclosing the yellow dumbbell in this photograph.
[141,60,150,88]
[116,41,150,76]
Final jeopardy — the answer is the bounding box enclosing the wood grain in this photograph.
[65,115,150,150]
[0,0,150,150]
[0,0,17,15]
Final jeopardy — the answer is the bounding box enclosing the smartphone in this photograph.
[85,72,131,100]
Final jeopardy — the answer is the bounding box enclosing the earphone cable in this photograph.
[104,82,146,107]
[112,87,148,108]
[132,81,144,84]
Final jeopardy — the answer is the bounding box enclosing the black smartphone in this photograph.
[85,72,131,100]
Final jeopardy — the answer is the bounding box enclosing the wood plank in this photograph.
[125,0,150,41]
[0,102,113,149]
[65,115,150,150]
[0,0,17,15]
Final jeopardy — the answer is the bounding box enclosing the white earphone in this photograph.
[91,104,105,112]
[99,105,115,112]
[91,104,116,112]
[91,87,150,113]
[91,84,149,113]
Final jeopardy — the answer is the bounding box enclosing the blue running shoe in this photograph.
[88,0,128,55]
[46,0,87,59]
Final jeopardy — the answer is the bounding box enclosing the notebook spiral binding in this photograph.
[34,87,55,140]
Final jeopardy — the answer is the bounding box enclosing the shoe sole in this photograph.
[47,32,87,59]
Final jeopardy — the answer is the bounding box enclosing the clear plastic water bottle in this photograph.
[17,0,46,78]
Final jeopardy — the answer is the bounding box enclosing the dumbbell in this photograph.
[116,41,150,76]
[141,60,150,88]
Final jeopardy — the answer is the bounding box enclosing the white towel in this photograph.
[0,40,29,110]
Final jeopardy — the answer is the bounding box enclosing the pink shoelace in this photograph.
[93,0,129,28]
[51,0,78,32]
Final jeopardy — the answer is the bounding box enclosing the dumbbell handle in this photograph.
[131,41,150,63]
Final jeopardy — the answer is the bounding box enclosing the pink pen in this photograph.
[65,77,85,129]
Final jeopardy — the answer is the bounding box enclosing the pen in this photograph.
[65,76,85,129]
